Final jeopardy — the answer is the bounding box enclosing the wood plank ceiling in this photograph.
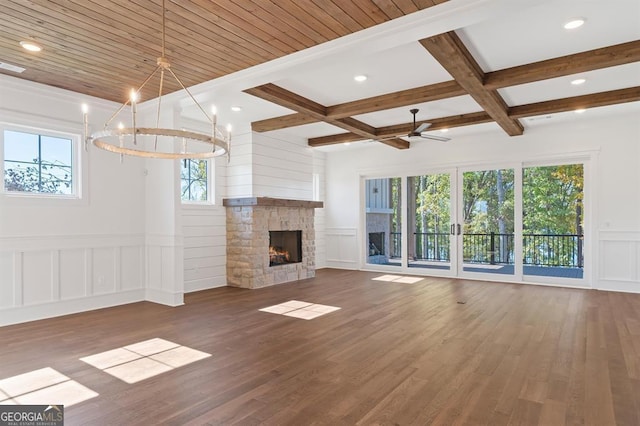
[0,0,444,103]
[1,0,639,147]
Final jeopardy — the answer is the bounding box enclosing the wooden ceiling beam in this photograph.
[309,87,638,147]
[419,32,524,136]
[308,132,366,147]
[251,42,639,133]
[378,138,412,149]
[376,111,493,138]
[509,86,640,118]
[485,40,640,90]
[245,83,409,149]
[251,113,318,132]
[326,80,466,118]
[250,80,465,132]
[308,111,493,147]
[244,84,327,118]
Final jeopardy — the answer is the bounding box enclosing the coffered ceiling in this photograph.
[1,0,639,150]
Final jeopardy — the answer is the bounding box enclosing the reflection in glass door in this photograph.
[365,177,401,267]
[461,169,515,276]
[407,174,452,270]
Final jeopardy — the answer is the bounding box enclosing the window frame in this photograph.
[180,157,214,205]
[1,121,84,201]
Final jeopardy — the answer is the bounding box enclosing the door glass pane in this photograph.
[523,164,584,279]
[462,169,515,275]
[365,177,401,266]
[408,174,451,270]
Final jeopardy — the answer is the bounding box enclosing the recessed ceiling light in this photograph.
[564,19,585,30]
[344,142,351,146]
[575,108,586,114]
[571,78,586,85]
[440,129,449,133]
[20,41,42,52]
[354,75,367,82]
[231,106,242,112]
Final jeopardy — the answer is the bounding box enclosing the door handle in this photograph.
[450,224,455,235]
[457,224,461,235]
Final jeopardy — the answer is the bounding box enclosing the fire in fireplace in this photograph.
[269,230,302,266]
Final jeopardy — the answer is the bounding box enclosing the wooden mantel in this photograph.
[222,197,323,208]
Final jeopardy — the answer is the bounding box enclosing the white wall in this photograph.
[323,109,640,293]
[0,75,148,325]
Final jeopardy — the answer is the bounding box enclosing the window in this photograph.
[180,159,209,202]
[3,128,75,196]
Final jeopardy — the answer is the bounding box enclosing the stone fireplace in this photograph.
[223,197,323,289]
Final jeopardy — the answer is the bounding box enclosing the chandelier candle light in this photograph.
[81,0,230,161]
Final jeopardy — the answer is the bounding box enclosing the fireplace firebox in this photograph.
[369,232,385,255]
[269,230,302,267]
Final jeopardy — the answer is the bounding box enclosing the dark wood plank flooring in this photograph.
[1,269,639,425]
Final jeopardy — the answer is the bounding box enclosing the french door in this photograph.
[458,167,516,279]
[364,161,586,284]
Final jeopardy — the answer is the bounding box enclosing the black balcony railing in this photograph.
[463,233,514,264]
[415,232,450,261]
[523,233,584,268]
[390,232,583,268]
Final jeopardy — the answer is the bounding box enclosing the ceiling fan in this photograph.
[406,108,451,142]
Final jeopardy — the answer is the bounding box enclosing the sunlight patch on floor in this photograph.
[372,274,424,283]
[259,300,341,320]
[80,338,210,384]
[0,367,98,407]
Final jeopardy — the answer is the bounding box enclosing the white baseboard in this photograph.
[596,279,640,293]
[145,288,184,306]
[184,277,227,293]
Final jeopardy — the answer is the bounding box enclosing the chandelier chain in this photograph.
[83,0,230,160]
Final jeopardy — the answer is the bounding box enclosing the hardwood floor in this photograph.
[1,269,639,425]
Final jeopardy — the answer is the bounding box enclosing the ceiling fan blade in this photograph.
[420,133,451,142]
[415,122,431,133]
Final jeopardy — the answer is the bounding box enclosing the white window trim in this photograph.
[1,118,87,205]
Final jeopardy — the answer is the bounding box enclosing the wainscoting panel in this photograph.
[325,228,358,269]
[121,246,143,291]
[92,247,116,295]
[0,234,146,326]
[22,251,53,306]
[59,249,86,300]
[144,234,184,306]
[598,230,640,293]
[147,245,163,290]
[0,252,14,308]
